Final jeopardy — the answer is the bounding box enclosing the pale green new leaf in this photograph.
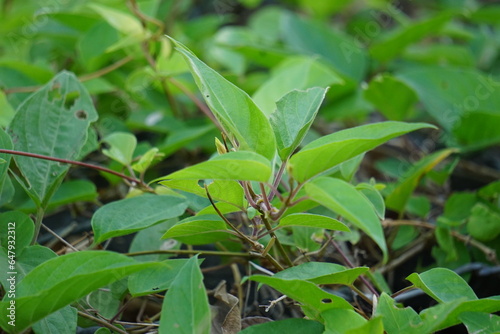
[270,87,328,160]
[8,71,98,208]
[160,255,211,334]
[132,147,163,173]
[168,37,276,160]
[88,3,144,36]
[0,251,158,332]
[305,177,388,262]
[162,215,232,245]
[155,151,272,182]
[278,213,349,232]
[289,121,435,182]
[101,132,137,166]
[92,194,187,244]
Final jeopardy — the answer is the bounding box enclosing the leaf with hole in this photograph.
[249,275,352,320]
[8,71,98,208]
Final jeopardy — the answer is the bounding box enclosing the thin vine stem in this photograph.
[383,219,499,264]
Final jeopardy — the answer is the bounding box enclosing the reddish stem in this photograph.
[0,149,149,188]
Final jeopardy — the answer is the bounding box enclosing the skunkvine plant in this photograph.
[1,39,500,334]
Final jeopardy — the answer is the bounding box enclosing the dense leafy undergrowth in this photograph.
[1,0,500,333]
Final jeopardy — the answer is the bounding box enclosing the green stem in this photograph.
[31,207,45,245]
[126,249,255,257]
[261,216,294,268]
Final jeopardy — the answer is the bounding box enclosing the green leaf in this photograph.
[87,3,144,37]
[420,297,500,332]
[364,74,418,121]
[129,219,179,262]
[101,132,137,166]
[370,12,455,62]
[322,309,367,334]
[305,177,388,262]
[281,12,367,82]
[8,71,98,208]
[0,251,157,332]
[289,121,435,182]
[270,87,328,160]
[278,213,349,232]
[346,317,384,334]
[356,183,385,220]
[0,91,15,127]
[17,179,97,213]
[253,57,340,116]
[168,37,276,160]
[132,147,163,173]
[92,194,187,244]
[273,262,369,286]
[155,151,272,182]
[0,245,56,292]
[374,293,425,334]
[162,215,232,245]
[161,179,245,208]
[249,275,353,319]
[239,318,324,334]
[0,211,34,253]
[0,127,13,185]
[470,5,500,24]
[397,66,500,149]
[406,268,477,303]
[128,259,192,297]
[32,306,77,334]
[467,203,500,242]
[459,312,500,334]
[160,255,211,334]
[385,149,457,213]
